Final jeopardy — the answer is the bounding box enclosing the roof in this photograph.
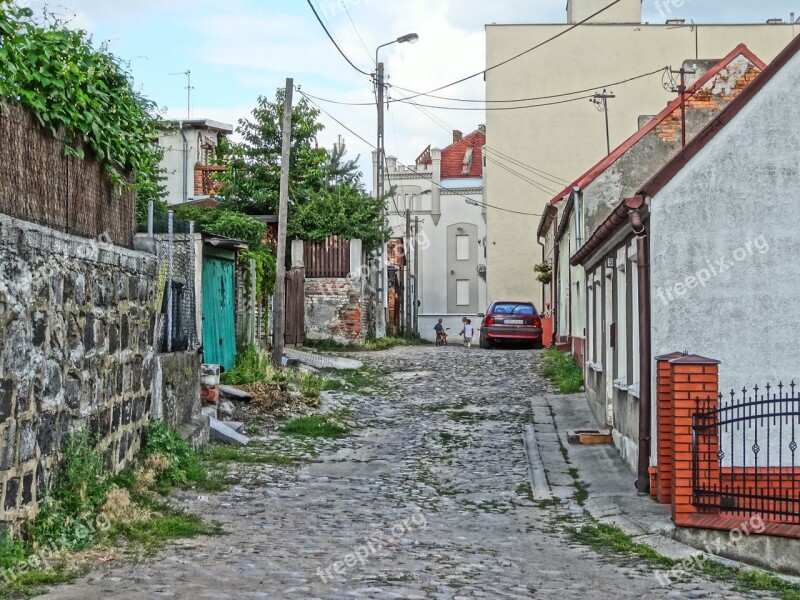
[160,118,234,134]
[441,127,486,179]
[201,232,248,250]
[569,35,800,267]
[546,44,767,207]
[638,35,800,199]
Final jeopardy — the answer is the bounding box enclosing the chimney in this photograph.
[453,130,463,143]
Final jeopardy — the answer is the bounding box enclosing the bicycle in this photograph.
[435,328,450,347]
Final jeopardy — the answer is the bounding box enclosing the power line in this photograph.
[298,66,666,108]
[305,0,371,76]
[485,156,560,196]
[483,147,571,186]
[395,0,625,100]
[387,67,667,103]
[341,2,374,65]
[297,90,541,217]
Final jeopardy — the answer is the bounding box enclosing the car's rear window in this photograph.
[491,303,535,315]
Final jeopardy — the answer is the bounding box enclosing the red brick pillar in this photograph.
[669,354,720,525]
[654,352,685,505]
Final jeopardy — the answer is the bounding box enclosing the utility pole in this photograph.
[272,78,293,368]
[670,66,696,148]
[590,89,615,155]
[405,208,412,339]
[413,215,420,335]
[375,60,388,338]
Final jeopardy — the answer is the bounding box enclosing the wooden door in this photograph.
[202,254,236,371]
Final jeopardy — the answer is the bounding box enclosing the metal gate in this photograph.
[692,383,800,524]
[202,252,237,371]
[284,268,305,346]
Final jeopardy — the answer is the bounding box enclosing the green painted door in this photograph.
[202,254,236,371]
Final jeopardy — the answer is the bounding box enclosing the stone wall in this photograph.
[0,214,159,525]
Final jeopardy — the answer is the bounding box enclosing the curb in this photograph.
[522,424,552,501]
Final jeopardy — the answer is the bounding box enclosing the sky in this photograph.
[19,0,800,180]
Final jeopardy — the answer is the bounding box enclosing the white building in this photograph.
[158,119,233,206]
[374,127,488,340]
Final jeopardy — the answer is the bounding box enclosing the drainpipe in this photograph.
[551,216,559,346]
[178,120,189,203]
[537,237,546,313]
[628,203,651,495]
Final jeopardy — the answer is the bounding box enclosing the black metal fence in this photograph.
[692,382,800,524]
[138,209,199,353]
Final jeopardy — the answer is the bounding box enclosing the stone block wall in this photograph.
[0,214,159,525]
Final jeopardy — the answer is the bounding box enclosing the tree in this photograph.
[218,89,326,215]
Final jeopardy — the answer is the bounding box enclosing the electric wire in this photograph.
[297,90,542,217]
[485,156,560,196]
[306,0,371,76]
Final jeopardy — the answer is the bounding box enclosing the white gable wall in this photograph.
[650,50,800,395]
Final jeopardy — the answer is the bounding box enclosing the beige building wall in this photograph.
[567,0,642,24]
[485,20,798,310]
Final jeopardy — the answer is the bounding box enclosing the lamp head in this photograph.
[397,33,419,44]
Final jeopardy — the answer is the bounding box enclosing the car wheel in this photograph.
[480,334,490,349]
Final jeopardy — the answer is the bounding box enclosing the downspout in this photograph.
[551,221,559,347]
[629,205,651,495]
[178,120,189,203]
[537,238,546,314]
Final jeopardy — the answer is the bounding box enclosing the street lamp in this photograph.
[374,32,419,338]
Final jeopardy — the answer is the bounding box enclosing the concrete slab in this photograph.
[219,385,253,401]
[284,349,363,370]
[522,426,551,501]
[210,417,249,446]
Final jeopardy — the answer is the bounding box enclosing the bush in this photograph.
[541,348,584,394]
[140,420,200,489]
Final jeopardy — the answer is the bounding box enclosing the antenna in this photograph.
[169,69,193,119]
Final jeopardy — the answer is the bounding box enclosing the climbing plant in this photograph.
[0,1,166,206]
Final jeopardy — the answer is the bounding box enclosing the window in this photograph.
[456,280,470,306]
[456,235,470,261]
[491,303,535,315]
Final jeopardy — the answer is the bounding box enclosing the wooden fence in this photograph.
[284,268,305,346]
[0,101,135,248]
[303,236,350,278]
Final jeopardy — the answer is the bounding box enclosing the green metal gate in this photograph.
[202,249,236,371]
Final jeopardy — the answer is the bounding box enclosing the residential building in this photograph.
[158,119,234,205]
[374,127,488,340]
[485,0,800,311]
[570,33,800,508]
[539,45,766,471]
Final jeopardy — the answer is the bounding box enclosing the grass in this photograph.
[303,334,426,352]
[282,412,350,439]
[220,345,337,398]
[541,348,584,394]
[201,445,302,466]
[103,510,224,556]
[568,521,800,600]
[330,367,388,393]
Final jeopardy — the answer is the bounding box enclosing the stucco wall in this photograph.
[650,46,800,394]
[0,214,159,525]
[485,22,798,311]
[305,278,370,344]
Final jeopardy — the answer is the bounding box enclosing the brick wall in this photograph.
[654,351,800,539]
[304,278,367,344]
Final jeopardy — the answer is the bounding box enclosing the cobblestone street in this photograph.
[42,346,768,599]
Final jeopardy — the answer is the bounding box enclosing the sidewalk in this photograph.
[525,392,800,579]
[526,393,741,563]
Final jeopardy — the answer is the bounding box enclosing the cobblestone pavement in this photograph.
[41,346,768,600]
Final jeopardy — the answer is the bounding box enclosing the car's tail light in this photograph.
[533,316,542,327]
[484,315,495,326]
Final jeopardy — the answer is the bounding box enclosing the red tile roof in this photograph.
[548,43,767,207]
[440,128,486,179]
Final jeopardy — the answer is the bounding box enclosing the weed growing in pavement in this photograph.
[201,445,304,466]
[424,399,469,412]
[282,411,350,439]
[541,348,583,394]
[331,367,387,393]
[303,334,427,353]
[447,409,489,423]
[567,520,800,600]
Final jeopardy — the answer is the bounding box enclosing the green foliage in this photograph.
[288,183,389,252]
[281,414,349,439]
[219,344,272,386]
[534,262,553,284]
[0,2,166,204]
[217,89,388,251]
[175,206,276,298]
[302,334,425,353]
[541,348,584,394]
[104,510,224,557]
[219,89,326,215]
[28,431,108,551]
[140,420,199,489]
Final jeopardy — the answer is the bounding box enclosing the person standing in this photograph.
[463,319,474,348]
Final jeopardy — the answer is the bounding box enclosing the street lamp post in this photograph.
[375,32,418,338]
